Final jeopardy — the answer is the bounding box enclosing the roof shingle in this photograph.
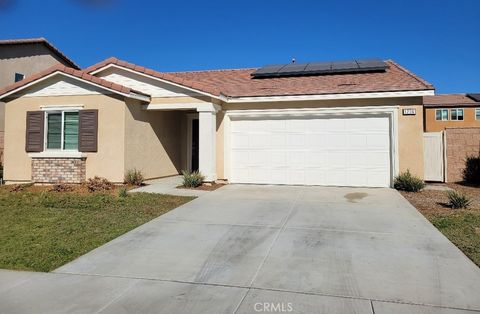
[86,57,434,98]
[0,64,149,100]
[423,94,479,107]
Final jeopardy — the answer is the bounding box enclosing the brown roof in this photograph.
[423,94,479,107]
[0,37,79,69]
[0,64,149,100]
[86,58,434,98]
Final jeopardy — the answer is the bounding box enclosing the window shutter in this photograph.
[78,109,98,152]
[25,111,45,152]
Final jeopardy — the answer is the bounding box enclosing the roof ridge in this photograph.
[0,63,149,100]
[167,67,257,74]
[386,59,434,89]
[0,37,79,69]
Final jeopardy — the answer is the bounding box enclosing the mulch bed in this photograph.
[176,183,225,191]
[400,183,480,215]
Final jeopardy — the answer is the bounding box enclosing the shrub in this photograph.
[86,176,114,192]
[447,190,471,209]
[463,155,480,184]
[394,170,425,192]
[9,183,33,193]
[124,169,144,186]
[49,184,74,193]
[181,170,204,188]
[118,187,128,198]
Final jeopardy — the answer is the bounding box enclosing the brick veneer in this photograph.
[32,157,86,184]
[445,128,480,182]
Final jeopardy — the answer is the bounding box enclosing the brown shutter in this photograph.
[78,109,98,152]
[25,111,45,152]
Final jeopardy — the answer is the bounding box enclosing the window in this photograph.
[476,108,480,120]
[45,111,79,150]
[14,73,25,82]
[435,109,449,121]
[450,108,464,121]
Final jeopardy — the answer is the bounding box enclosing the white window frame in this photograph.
[476,108,480,120]
[435,109,449,121]
[43,107,82,152]
[450,108,464,121]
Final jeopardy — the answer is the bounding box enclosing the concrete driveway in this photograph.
[1,185,480,313]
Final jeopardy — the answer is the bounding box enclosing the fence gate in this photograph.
[423,132,445,182]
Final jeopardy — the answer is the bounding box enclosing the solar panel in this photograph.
[251,64,285,77]
[276,63,308,75]
[251,59,387,78]
[467,93,480,102]
[331,61,359,72]
[304,62,332,73]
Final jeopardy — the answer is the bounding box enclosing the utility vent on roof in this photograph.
[467,93,480,102]
[251,59,388,78]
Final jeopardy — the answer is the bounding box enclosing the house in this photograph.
[423,94,480,132]
[0,38,78,161]
[0,58,434,188]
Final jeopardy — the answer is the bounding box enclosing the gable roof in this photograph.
[0,37,79,69]
[0,64,150,101]
[423,94,479,107]
[86,57,434,98]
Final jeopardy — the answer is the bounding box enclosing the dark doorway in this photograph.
[191,119,199,172]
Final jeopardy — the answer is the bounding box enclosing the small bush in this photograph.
[9,183,33,193]
[124,169,144,186]
[447,190,471,209]
[181,170,204,188]
[463,155,480,184]
[86,176,114,192]
[394,170,425,192]
[49,184,74,193]
[118,187,128,198]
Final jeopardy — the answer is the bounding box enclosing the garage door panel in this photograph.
[230,115,391,187]
[231,134,249,149]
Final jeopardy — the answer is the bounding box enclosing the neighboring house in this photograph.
[423,94,480,132]
[0,38,78,161]
[0,58,434,188]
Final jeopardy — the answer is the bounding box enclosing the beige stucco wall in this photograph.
[0,44,72,133]
[124,100,184,179]
[3,95,126,183]
[216,98,425,181]
[398,105,424,178]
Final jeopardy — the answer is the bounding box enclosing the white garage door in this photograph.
[229,115,392,187]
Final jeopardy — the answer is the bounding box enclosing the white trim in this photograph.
[450,108,465,121]
[0,71,149,101]
[44,109,80,152]
[29,151,86,158]
[223,106,399,187]
[41,105,84,111]
[90,64,217,99]
[220,90,434,103]
[143,102,221,112]
[186,113,199,172]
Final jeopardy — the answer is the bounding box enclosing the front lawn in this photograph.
[0,185,193,272]
[401,183,480,267]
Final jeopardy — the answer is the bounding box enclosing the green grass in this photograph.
[426,212,480,266]
[0,187,193,272]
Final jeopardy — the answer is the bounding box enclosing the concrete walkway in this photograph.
[129,175,209,197]
[1,185,480,313]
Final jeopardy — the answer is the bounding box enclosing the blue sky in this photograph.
[0,0,479,93]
